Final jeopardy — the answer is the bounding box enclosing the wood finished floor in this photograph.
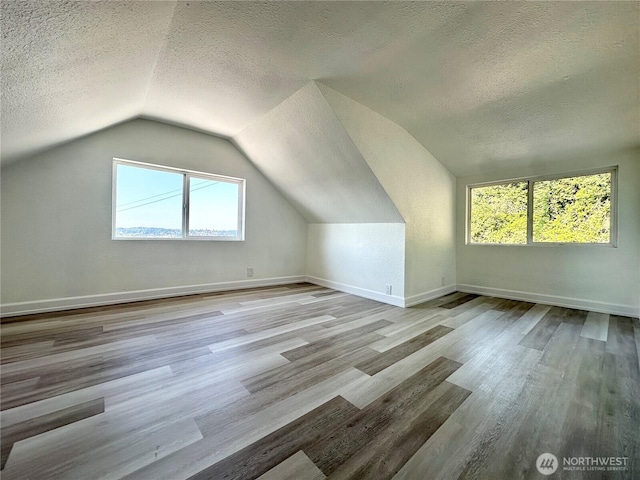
[1,283,639,479]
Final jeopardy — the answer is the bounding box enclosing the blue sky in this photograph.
[115,164,239,231]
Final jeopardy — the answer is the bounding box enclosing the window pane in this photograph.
[470,182,528,244]
[188,177,239,237]
[115,164,183,238]
[533,173,611,243]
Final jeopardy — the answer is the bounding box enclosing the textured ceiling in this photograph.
[2,1,639,175]
[0,0,176,162]
[320,2,640,175]
[235,82,403,223]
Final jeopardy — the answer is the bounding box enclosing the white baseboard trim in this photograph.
[1,276,307,317]
[456,284,639,317]
[6,277,634,318]
[305,276,405,307]
[404,285,457,308]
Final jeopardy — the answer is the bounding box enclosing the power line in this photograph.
[117,180,210,208]
[117,181,220,213]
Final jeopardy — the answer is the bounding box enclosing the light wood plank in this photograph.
[1,366,173,428]
[511,303,552,335]
[257,451,325,480]
[207,315,335,353]
[580,311,610,341]
[123,368,368,480]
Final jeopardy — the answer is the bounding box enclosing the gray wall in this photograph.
[319,84,457,301]
[456,148,640,315]
[1,119,307,307]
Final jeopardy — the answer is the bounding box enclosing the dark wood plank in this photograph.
[187,396,359,480]
[103,310,226,336]
[561,307,588,327]
[168,326,328,376]
[408,291,468,309]
[1,346,212,410]
[0,283,320,324]
[518,306,563,350]
[1,398,105,469]
[0,295,205,325]
[606,315,639,357]
[314,303,393,330]
[241,341,382,396]
[492,298,522,312]
[596,315,640,476]
[51,326,105,345]
[327,381,471,479]
[280,319,392,362]
[518,307,586,352]
[241,307,341,332]
[40,326,245,360]
[455,320,586,480]
[1,323,127,349]
[239,332,382,395]
[198,347,380,438]
[439,294,479,309]
[496,300,536,322]
[557,335,605,465]
[1,308,224,349]
[354,325,454,376]
[634,317,640,373]
[311,290,341,298]
[305,356,463,476]
[2,325,189,366]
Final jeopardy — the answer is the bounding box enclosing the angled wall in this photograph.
[317,83,457,304]
[234,82,404,224]
[1,119,308,315]
[235,82,408,303]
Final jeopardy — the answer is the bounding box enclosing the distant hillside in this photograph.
[115,227,237,238]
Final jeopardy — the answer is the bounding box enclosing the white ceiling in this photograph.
[235,82,404,223]
[1,0,176,162]
[2,1,638,175]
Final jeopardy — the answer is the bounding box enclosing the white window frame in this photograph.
[112,158,246,241]
[466,166,618,247]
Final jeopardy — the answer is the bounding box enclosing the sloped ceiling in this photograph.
[2,1,638,177]
[235,82,403,223]
[1,0,176,161]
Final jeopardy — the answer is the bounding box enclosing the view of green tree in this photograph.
[470,182,528,244]
[533,173,610,243]
[470,172,612,245]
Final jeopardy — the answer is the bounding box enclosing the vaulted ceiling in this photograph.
[2,1,638,175]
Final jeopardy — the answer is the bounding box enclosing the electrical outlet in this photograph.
[247,267,254,278]
[441,276,445,286]
[385,284,392,295]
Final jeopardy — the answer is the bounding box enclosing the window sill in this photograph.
[112,237,245,242]
[465,242,616,248]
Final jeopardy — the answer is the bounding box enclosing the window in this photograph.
[112,159,245,240]
[470,182,528,244]
[468,168,616,246]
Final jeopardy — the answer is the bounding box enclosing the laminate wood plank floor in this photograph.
[1,283,638,479]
